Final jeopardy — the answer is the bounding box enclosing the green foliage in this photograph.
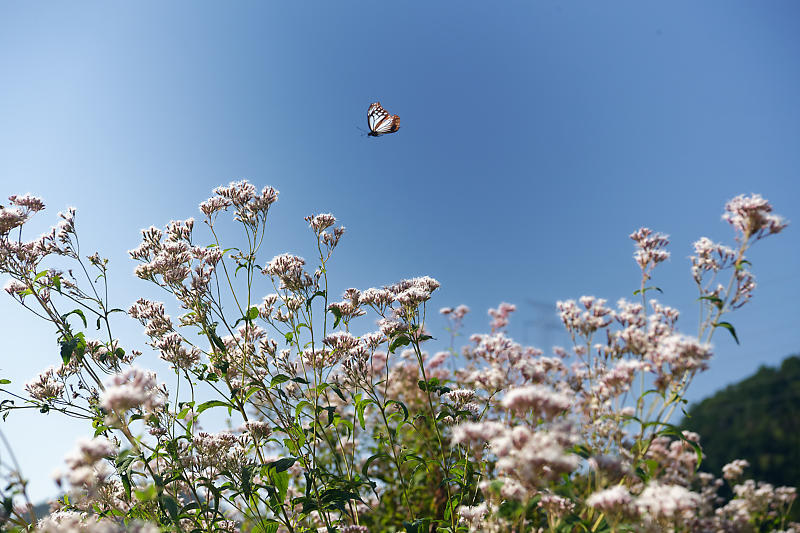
[681,355,800,504]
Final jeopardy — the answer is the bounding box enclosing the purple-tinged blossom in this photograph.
[691,237,737,283]
[361,287,394,308]
[636,483,701,523]
[722,459,750,481]
[24,366,64,401]
[538,493,575,518]
[8,194,45,213]
[199,195,232,218]
[488,302,516,331]
[586,485,634,515]
[630,227,670,280]
[305,213,336,234]
[722,194,787,241]
[263,253,312,291]
[100,367,164,414]
[501,384,572,419]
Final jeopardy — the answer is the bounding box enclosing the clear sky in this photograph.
[1,1,799,502]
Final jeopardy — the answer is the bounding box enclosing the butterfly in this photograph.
[367,102,400,136]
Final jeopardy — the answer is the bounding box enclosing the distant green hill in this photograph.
[681,355,800,491]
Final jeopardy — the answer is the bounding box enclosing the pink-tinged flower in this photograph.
[538,492,575,518]
[722,459,750,481]
[586,485,634,514]
[442,388,477,407]
[192,431,247,470]
[305,213,336,233]
[128,298,174,337]
[24,365,65,401]
[59,436,118,489]
[378,317,407,337]
[155,332,200,369]
[596,359,648,398]
[690,237,737,283]
[451,421,507,446]
[492,425,580,487]
[395,286,431,307]
[557,298,613,337]
[361,287,394,308]
[515,356,566,384]
[3,278,28,297]
[8,193,45,213]
[648,334,712,391]
[340,526,369,533]
[630,227,670,279]
[636,483,701,522]
[263,253,312,291]
[428,351,449,368]
[488,302,516,331]
[199,195,232,217]
[328,299,366,321]
[100,367,164,413]
[211,181,278,224]
[722,194,787,241]
[241,420,272,439]
[457,502,489,530]
[501,384,572,419]
[323,331,361,352]
[0,206,27,234]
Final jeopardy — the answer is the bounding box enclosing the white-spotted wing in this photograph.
[367,102,400,136]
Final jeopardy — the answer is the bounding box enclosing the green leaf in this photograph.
[356,398,376,430]
[134,485,157,502]
[713,321,740,344]
[698,295,724,309]
[362,453,390,478]
[386,399,409,422]
[329,306,343,328]
[62,309,87,329]
[270,374,290,387]
[266,457,297,472]
[633,286,663,296]
[403,518,431,533]
[0,379,10,385]
[233,306,261,328]
[196,400,235,415]
[159,494,179,523]
[389,334,410,354]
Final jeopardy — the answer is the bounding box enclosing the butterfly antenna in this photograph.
[355,125,368,137]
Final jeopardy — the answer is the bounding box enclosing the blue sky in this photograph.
[1,1,799,502]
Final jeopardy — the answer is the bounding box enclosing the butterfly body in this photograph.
[367,102,400,136]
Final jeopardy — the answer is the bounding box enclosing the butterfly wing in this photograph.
[368,102,400,135]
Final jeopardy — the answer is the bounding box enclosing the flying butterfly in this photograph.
[367,102,400,136]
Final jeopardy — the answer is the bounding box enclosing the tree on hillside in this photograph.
[682,355,800,491]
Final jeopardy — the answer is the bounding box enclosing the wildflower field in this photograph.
[0,183,795,532]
